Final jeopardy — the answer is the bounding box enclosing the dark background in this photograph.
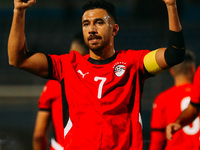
[0,0,200,149]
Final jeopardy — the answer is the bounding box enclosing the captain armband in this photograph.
[144,50,164,76]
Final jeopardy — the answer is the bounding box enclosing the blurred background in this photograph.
[0,0,200,149]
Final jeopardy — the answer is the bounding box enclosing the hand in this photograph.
[166,122,181,140]
[14,0,36,10]
[163,0,176,6]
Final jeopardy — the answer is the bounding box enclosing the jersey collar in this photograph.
[88,53,117,65]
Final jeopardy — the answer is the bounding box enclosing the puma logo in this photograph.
[77,70,89,78]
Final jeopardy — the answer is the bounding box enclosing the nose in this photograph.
[88,24,97,34]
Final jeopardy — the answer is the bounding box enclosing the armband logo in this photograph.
[113,62,126,77]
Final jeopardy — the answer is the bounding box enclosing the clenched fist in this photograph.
[14,0,36,10]
[163,0,176,6]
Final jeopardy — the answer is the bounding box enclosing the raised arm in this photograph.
[143,0,185,76]
[8,0,49,78]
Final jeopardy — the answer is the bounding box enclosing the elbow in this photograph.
[8,59,16,67]
[8,58,22,68]
[8,50,26,68]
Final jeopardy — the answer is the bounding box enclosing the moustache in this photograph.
[88,35,102,41]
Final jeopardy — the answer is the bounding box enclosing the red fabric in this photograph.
[191,66,200,104]
[49,49,150,150]
[39,80,64,149]
[150,84,200,150]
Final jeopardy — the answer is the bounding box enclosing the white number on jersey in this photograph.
[94,76,107,99]
[181,97,200,135]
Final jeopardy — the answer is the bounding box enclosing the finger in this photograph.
[173,124,181,131]
[166,125,173,140]
[21,0,36,8]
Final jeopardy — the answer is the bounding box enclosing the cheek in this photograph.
[102,28,113,39]
[82,33,88,44]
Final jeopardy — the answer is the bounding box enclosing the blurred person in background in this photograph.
[8,0,185,149]
[33,32,88,150]
[149,50,199,150]
[166,66,200,143]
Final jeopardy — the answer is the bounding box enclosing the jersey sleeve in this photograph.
[47,54,67,82]
[149,93,166,150]
[38,80,61,110]
[138,50,151,74]
[126,49,151,79]
[191,67,200,105]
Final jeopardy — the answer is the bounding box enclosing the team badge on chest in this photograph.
[113,62,126,77]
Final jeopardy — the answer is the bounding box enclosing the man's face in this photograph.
[82,8,114,52]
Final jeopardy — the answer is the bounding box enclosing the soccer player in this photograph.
[33,32,88,150]
[149,51,199,150]
[8,0,185,149]
[166,66,200,141]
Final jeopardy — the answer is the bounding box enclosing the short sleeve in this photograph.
[125,49,151,79]
[151,93,166,129]
[48,54,69,82]
[38,80,61,110]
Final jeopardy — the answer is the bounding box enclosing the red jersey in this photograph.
[38,80,64,150]
[191,66,200,104]
[48,50,151,150]
[150,84,200,150]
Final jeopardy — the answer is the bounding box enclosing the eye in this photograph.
[83,22,89,27]
[97,20,104,25]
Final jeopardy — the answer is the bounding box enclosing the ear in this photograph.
[112,24,119,36]
[169,67,175,77]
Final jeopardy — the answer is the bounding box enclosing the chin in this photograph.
[89,45,102,52]
[90,47,103,52]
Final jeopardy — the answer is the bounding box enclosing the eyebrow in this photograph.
[82,18,105,24]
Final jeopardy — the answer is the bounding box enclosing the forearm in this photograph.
[163,3,185,68]
[33,111,50,150]
[176,104,199,127]
[166,4,182,32]
[33,136,47,150]
[8,8,27,67]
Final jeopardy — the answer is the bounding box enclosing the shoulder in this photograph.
[116,49,150,63]
[196,66,200,74]
[194,66,200,82]
[155,87,175,103]
[46,80,60,86]
[117,49,150,55]
[42,80,61,93]
[49,51,86,65]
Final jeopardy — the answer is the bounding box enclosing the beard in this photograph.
[87,37,110,52]
[89,43,106,52]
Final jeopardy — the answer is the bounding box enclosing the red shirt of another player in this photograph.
[191,66,200,104]
[150,84,200,150]
[39,80,64,150]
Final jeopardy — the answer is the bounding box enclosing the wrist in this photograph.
[175,120,182,127]
[166,4,177,9]
[13,8,26,14]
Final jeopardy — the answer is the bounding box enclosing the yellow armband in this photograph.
[144,50,164,75]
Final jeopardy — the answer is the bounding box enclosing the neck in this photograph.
[174,75,192,86]
[89,48,115,60]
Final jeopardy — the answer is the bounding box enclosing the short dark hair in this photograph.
[82,0,117,23]
[71,32,89,55]
[172,50,196,75]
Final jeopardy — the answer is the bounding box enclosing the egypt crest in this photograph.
[113,62,126,77]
